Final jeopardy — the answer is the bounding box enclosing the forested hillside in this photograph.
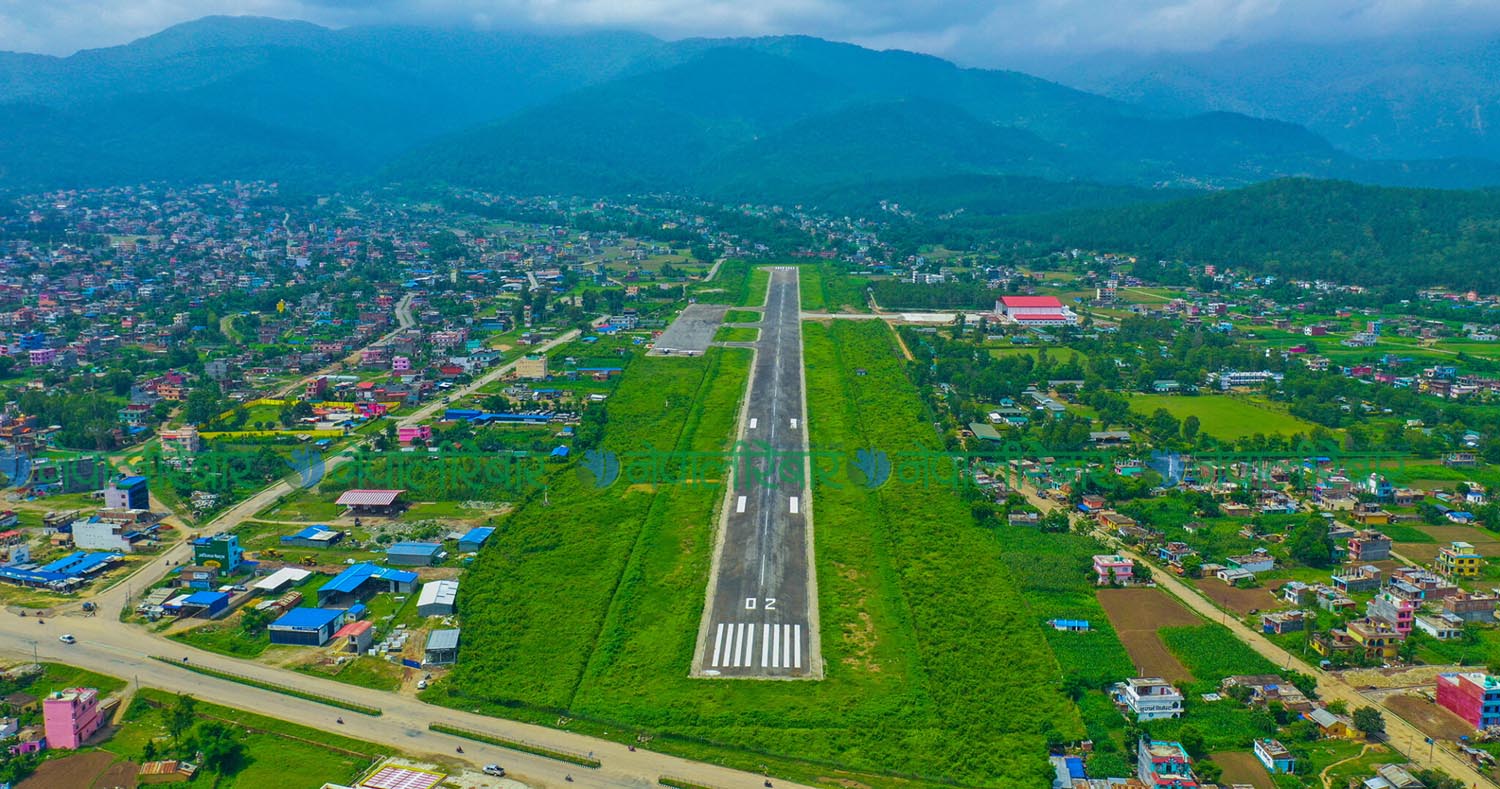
[996,178,1500,291]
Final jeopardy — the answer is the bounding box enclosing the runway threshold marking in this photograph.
[708,622,804,669]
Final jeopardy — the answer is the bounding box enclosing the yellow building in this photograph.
[1346,619,1402,660]
[1437,541,1483,578]
[514,353,549,380]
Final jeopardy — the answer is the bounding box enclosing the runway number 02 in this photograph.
[745,597,777,611]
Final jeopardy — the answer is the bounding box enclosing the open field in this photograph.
[1097,588,1199,682]
[1129,394,1321,440]
[1192,578,1281,614]
[1385,693,1475,741]
[1209,751,1274,789]
[18,752,120,789]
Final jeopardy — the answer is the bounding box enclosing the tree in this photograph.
[167,694,197,744]
[1179,554,1203,579]
[1177,724,1206,759]
[1352,706,1385,738]
[1182,414,1200,441]
[183,383,223,425]
[1288,518,1334,568]
[193,721,246,774]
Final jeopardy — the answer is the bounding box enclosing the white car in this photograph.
[416,679,428,690]
[482,765,505,777]
[58,634,76,644]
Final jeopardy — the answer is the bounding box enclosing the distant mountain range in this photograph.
[5,16,1500,204]
[1031,34,1500,163]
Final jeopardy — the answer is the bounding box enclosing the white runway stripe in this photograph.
[710,622,807,669]
[749,417,757,429]
[736,496,746,513]
[790,496,799,514]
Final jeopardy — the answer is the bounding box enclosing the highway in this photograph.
[0,618,813,789]
[693,267,822,679]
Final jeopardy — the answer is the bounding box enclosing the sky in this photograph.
[5,0,1500,63]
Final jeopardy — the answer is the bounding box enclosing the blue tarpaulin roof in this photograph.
[1065,757,1085,779]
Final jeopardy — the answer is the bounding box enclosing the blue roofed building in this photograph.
[268,607,345,646]
[316,563,417,606]
[386,542,442,567]
[279,526,344,549]
[177,590,230,619]
[457,527,494,553]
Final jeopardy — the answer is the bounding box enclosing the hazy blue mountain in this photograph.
[1033,34,1500,162]
[6,15,1500,197]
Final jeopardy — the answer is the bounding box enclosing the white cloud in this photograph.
[4,0,1500,60]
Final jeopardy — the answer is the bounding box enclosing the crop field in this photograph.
[997,528,1134,688]
[1129,394,1320,440]
[1097,588,1200,683]
[1209,751,1274,789]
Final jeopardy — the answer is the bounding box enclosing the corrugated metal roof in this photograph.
[319,563,417,594]
[425,628,460,650]
[335,489,405,506]
[417,580,458,608]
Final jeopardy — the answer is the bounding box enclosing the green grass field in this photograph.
[108,689,392,788]
[713,326,758,342]
[1129,394,1321,440]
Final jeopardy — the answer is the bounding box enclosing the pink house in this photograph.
[27,348,55,366]
[397,425,432,445]
[42,688,102,750]
[392,356,411,372]
[1093,554,1135,585]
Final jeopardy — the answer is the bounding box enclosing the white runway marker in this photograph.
[736,496,747,513]
[790,496,799,514]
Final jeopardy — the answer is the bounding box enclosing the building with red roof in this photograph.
[997,295,1077,326]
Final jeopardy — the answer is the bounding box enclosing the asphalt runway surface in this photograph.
[693,267,821,679]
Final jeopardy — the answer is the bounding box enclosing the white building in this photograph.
[417,579,458,617]
[70,518,134,553]
[1113,677,1184,721]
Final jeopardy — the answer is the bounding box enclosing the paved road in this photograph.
[0,619,813,789]
[1017,484,1496,788]
[693,268,821,679]
[651,304,729,356]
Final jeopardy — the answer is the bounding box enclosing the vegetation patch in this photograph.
[150,656,382,715]
[429,722,601,768]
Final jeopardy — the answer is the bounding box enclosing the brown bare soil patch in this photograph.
[1394,543,1441,563]
[1098,588,1200,683]
[1192,578,1280,615]
[1210,751,1274,789]
[19,752,114,789]
[1386,693,1475,740]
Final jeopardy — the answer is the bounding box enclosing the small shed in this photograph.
[331,620,375,654]
[424,628,460,666]
[180,590,230,619]
[457,527,494,553]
